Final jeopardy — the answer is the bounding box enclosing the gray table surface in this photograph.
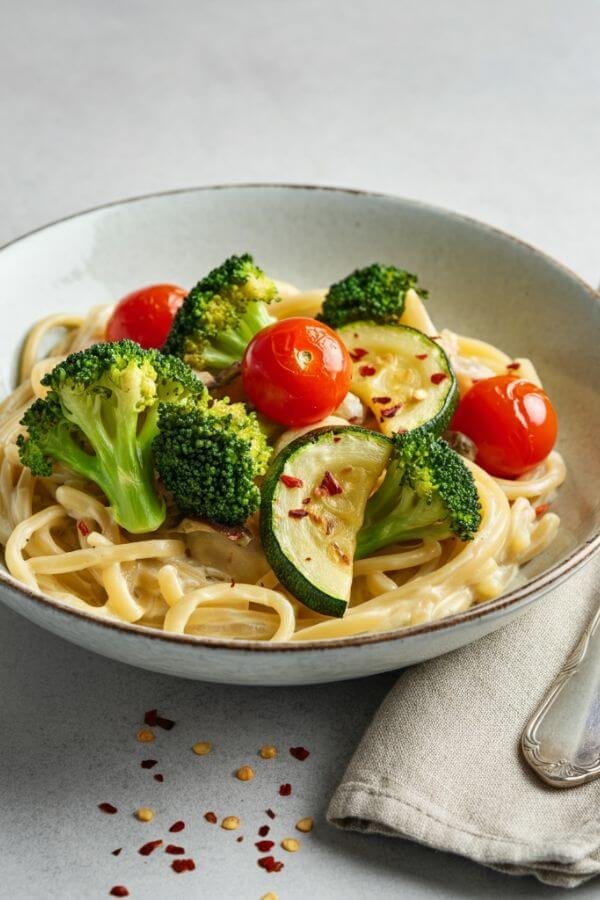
[1,1,599,897]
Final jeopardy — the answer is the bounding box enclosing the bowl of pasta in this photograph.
[0,185,598,684]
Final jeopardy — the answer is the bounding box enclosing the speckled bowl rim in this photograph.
[0,183,598,652]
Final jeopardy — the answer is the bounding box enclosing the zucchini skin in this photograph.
[260,425,391,619]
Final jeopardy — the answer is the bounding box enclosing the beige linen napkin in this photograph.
[328,558,600,888]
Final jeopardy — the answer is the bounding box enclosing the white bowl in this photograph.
[0,185,598,684]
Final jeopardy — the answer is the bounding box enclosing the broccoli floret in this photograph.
[355,431,481,558]
[18,340,205,534]
[163,253,279,370]
[318,263,426,329]
[153,398,271,526]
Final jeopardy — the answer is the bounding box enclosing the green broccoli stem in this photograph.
[200,301,276,370]
[355,492,453,559]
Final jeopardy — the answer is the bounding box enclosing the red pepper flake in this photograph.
[288,508,309,519]
[165,844,185,855]
[429,335,441,340]
[359,364,376,377]
[140,759,157,769]
[169,821,185,833]
[204,811,217,824]
[236,836,244,843]
[415,353,428,360]
[258,825,270,837]
[139,839,163,856]
[171,859,196,874]
[279,783,292,796]
[372,396,392,404]
[110,888,129,898]
[157,715,175,731]
[301,497,311,505]
[230,579,236,588]
[98,803,118,814]
[430,372,448,385]
[507,361,521,370]
[258,855,285,873]
[256,840,275,852]
[381,403,403,418]
[266,808,276,819]
[77,520,90,537]
[350,347,368,361]
[333,436,341,443]
[290,746,310,761]
[535,503,550,517]
[111,848,122,857]
[319,471,343,496]
[280,474,304,489]
[144,709,158,727]
[153,773,164,783]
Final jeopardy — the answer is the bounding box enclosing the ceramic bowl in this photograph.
[0,185,598,684]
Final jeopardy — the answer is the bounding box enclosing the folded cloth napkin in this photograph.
[328,557,600,888]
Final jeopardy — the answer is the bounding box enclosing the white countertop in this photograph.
[1,1,599,897]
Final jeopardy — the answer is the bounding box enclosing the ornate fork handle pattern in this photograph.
[521,601,600,787]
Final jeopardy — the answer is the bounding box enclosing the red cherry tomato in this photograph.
[241,317,353,427]
[452,375,558,478]
[106,284,187,349]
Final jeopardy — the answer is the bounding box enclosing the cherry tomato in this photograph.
[106,284,187,349]
[241,317,353,427]
[452,375,558,478]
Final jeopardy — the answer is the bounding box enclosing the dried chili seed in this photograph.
[169,820,185,833]
[290,746,310,761]
[135,807,154,822]
[288,508,309,519]
[372,396,392,404]
[295,817,314,832]
[279,783,292,796]
[261,894,278,900]
[139,839,163,856]
[98,803,118,814]
[319,471,343,496]
[140,759,157,769]
[535,503,550,517]
[430,372,448,385]
[153,774,164,782]
[506,361,521,370]
[111,848,122,856]
[110,888,129,898]
[359,364,376,377]
[171,858,195,873]
[256,840,275,852]
[77,520,90,537]
[156,715,175,731]
[137,729,155,743]
[192,741,212,756]
[280,475,303,489]
[266,808,276,819]
[236,765,255,781]
[380,403,403,418]
[259,745,277,759]
[204,811,217,824]
[258,825,270,837]
[165,844,185,855]
[221,816,240,830]
[144,709,158,726]
[282,837,300,852]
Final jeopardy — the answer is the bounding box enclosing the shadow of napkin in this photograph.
[328,558,600,888]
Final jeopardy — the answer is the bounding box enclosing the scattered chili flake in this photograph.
[139,839,163,856]
[236,836,244,843]
[98,803,118,814]
[165,844,185,855]
[359,364,376,377]
[430,372,448,385]
[171,859,195,873]
[380,403,403,418]
[296,817,314,833]
[289,746,310,761]
[324,518,335,536]
[350,347,368,361]
[258,825,270,837]
[266,808,276,819]
[192,741,212,756]
[507,361,521,370]
[221,816,240,830]
[256,840,275,852]
[331,542,350,565]
[110,888,129,898]
[153,774,164,782]
[137,729,155,743]
[111,848,122,856]
[144,709,158,726]
[230,579,236,588]
[301,496,311,505]
[169,820,185,833]
[280,474,303,489]
[535,503,550,517]
[258,856,284,873]
[429,335,441,340]
[156,715,175,731]
[77,520,90,537]
[319,471,343,496]
[204,811,217,824]
[135,807,154,822]
[304,556,312,561]
[372,395,392,404]
[415,353,428,360]
[259,745,277,759]
[288,508,309,519]
[279,783,292,796]
[281,838,300,852]
[140,759,157,769]
[333,436,341,443]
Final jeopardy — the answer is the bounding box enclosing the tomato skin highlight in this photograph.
[241,317,353,427]
[452,375,558,478]
[106,284,186,349]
